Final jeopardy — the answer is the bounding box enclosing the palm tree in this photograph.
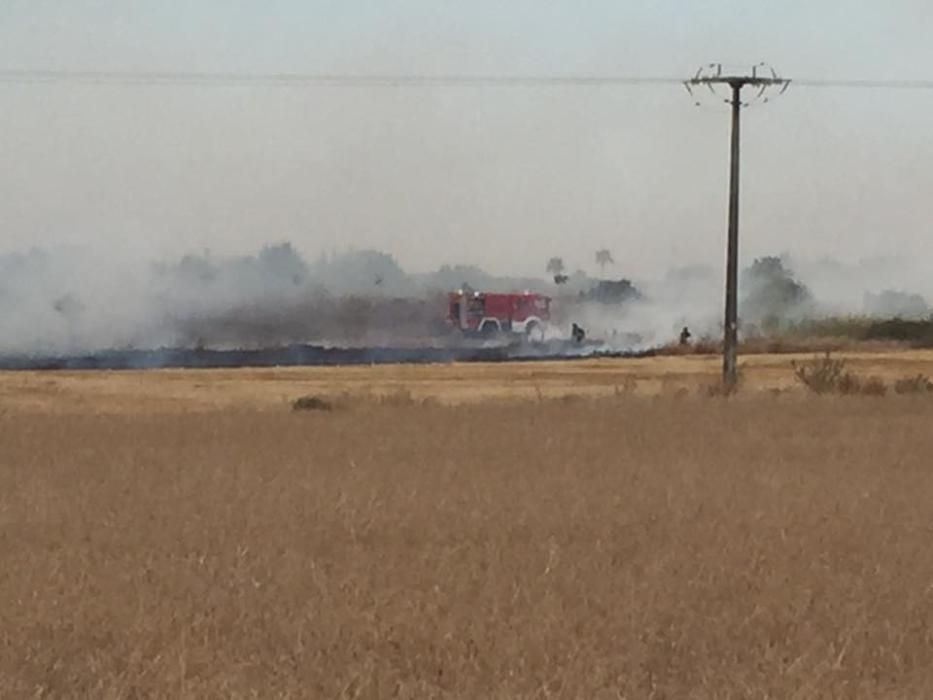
[595,249,614,276]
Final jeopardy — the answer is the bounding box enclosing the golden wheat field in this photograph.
[3,351,933,698]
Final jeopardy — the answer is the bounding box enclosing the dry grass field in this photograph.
[3,352,933,698]
[4,348,933,413]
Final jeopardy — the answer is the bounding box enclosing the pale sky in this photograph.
[1,1,932,278]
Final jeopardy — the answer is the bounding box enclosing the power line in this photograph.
[0,70,683,87]
[1,69,932,90]
[793,78,933,90]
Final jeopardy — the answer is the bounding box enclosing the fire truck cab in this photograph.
[448,290,551,340]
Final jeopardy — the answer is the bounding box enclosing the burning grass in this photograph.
[3,393,933,697]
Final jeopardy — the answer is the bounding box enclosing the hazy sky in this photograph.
[1,1,932,278]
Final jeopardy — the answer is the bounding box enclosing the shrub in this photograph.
[859,376,888,397]
[791,353,850,395]
[894,374,933,395]
[379,388,416,406]
[864,318,933,346]
[835,371,865,396]
[786,316,874,340]
[292,395,333,412]
[376,388,437,408]
[791,353,887,396]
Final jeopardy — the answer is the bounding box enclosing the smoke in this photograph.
[785,254,933,318]
[0,242,532,355]
[0,241,931,358]
[564,253,933,351]
[0,248,170,355]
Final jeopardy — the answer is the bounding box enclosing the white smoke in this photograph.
[0,243,930,358]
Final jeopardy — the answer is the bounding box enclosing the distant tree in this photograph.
[175,253,218,285]
[595,249,614,276]
[580,278,641,305]
[257,242,308,286]
[741,256,812,329]
[312,249,415,295]
[864,290,930,319]
[546,257,568,284]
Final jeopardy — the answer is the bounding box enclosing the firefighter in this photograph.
[572,323,586,344]
[679,326,692,346]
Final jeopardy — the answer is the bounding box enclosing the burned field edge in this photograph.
[0,340,653,372]
[6,314,933,373]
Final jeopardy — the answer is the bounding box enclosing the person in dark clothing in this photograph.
[679,326,692,346]
[572,323,586,344]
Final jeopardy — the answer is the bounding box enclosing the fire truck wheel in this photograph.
[525,322,544,344]
[479,321,500,338]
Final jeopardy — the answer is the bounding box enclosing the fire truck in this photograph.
[448,289,551,341]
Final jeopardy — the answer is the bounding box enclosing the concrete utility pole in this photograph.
[686,64,790,390]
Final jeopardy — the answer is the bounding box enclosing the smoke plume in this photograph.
[0,242,930,358]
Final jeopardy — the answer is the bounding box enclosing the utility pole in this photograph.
[686,64,790,390]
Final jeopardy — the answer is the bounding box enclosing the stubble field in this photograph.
[2,351,933,698]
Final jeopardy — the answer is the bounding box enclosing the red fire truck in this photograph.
[448,289,551,341]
